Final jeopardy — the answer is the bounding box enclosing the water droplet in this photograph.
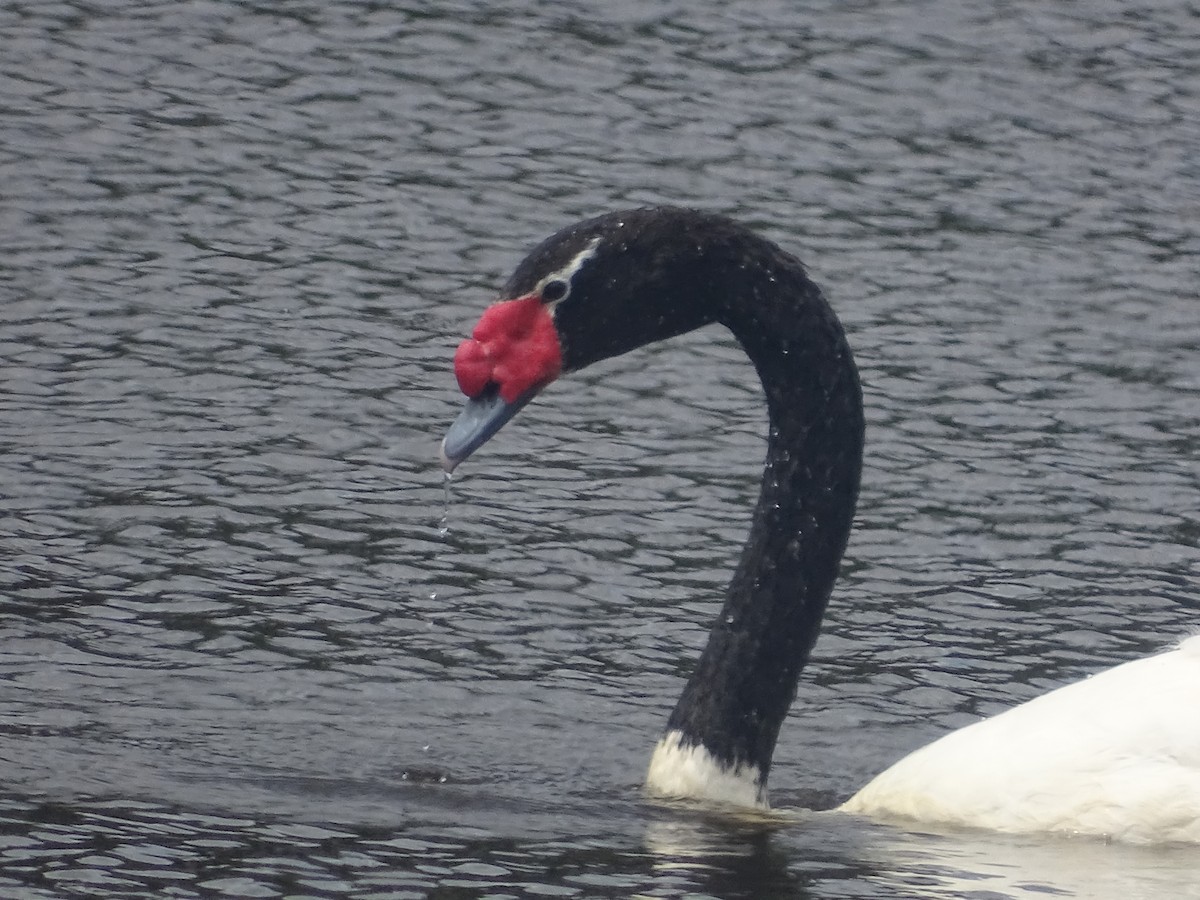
[439,471,453,537]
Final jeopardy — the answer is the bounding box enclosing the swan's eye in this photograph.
[540,279,569,303]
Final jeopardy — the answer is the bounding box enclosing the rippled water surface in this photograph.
[2,1,1199,897]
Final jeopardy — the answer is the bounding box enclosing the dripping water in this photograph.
[439,471,453,538]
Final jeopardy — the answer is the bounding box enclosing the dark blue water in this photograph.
[2,1,1198,897]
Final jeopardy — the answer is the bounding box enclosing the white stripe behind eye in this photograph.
[540,236,601,311]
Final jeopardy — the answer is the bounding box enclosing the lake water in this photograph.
[2,1,1198,897]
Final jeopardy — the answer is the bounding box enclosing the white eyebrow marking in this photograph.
[540,236,601,311]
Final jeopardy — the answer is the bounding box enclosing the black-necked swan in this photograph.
[438,207,1200,845]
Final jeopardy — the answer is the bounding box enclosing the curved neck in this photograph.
[661,235,864,796]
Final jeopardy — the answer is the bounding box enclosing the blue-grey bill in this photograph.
[440,387,540,473]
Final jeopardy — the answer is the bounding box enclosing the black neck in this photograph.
[664,229,864,787]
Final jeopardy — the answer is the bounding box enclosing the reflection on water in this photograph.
[2,0,1198,896]
[5,796,1197,899]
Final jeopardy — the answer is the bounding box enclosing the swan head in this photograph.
[441,208,723,472]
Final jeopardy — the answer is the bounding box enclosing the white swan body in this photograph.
[645,636,1200,843]
[840,635,1200,843]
